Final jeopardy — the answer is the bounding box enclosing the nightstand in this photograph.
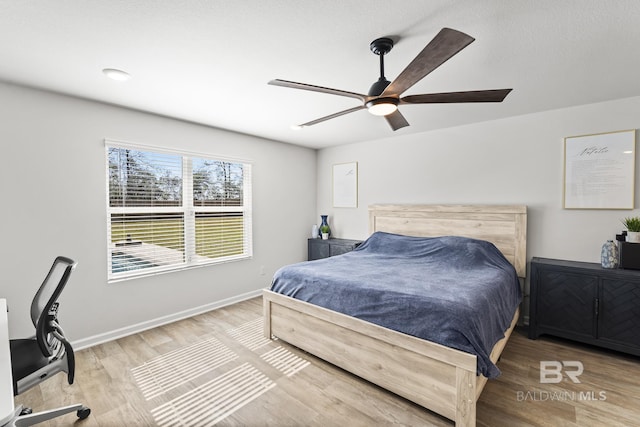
[308,238,363,261]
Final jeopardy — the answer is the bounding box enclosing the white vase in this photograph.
[626,231,640,243]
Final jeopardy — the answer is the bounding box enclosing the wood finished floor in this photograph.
[15,297,640,426]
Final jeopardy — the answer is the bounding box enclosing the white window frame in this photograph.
[105,139,252,282]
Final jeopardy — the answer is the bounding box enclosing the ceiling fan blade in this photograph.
[269,79,367,102]
[385,110,410,131]
[299,105,366,127]
[382,28,475,97]
[401,89,512,104]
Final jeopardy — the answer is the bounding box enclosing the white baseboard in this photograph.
[72,289,263,351]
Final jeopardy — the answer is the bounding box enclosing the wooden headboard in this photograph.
[369,204,527,278]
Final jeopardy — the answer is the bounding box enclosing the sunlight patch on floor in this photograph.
[150,362,275,427]
[226,318,273,351]
[131,337,238,400]
[260,346,310,377]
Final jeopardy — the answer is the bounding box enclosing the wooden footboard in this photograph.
[264,290,519,426]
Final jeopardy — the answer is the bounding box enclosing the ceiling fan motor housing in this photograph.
[368,78,391,96]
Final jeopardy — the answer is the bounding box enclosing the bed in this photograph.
[263,204,527,426]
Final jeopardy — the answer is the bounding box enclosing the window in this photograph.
[106,141,252,281]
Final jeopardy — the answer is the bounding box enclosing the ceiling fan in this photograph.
[269,28,512,131]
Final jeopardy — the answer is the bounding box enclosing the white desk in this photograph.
[0,299,15,426]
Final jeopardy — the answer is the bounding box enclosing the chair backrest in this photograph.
[30,256,77,357]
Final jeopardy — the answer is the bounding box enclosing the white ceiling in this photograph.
[1,0,639,149]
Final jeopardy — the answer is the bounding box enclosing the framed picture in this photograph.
[333,162,358,208]
[563,129,636,209]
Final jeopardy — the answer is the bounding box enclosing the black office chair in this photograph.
[8,256,91,426]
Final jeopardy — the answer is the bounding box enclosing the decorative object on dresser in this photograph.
[619,241,640,270]
[308,237,362,261]
[266,204,527,427]
[529,257,640,356]
[600,240,619,269]
[621,216,640,242]
[318,215,331,239]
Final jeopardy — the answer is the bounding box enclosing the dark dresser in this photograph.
[529,257,640,356]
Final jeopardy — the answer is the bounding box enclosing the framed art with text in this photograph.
[563,129,635,209]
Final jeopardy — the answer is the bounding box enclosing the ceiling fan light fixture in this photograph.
[366,97,398,116]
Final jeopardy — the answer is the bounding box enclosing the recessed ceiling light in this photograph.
[290,124,305,130]
[102,68,131,81]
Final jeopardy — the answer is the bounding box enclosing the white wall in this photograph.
[4,79,638,341]
[0,82,316,344]
[317,96,640,318]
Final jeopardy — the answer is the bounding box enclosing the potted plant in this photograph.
[622,216,640,242]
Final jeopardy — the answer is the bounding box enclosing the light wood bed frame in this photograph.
[263,204,527,426]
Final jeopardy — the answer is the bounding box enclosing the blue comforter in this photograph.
[270,231,521,378]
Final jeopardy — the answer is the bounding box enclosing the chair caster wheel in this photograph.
[77,406,91,420]
[20,407,33,416]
